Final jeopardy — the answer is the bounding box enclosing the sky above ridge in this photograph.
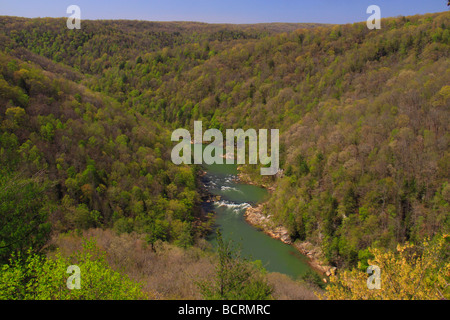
[0,0,448,24]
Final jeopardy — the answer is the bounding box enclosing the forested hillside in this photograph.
[0,17,328,253]
[0,12,449,299]
[0,37,201,263]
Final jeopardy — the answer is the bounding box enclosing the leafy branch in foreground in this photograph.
[0,239,150,300]
[322,234,450,300]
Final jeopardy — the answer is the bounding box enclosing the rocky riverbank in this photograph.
[244,203,334,276]
[208,163,335,277]
[237,171,276,192]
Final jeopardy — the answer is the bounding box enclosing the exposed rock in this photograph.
[293,241,333,274]
[244,204,333,275]
[237,171,276,191]
[244,205,292,245]
[237,171,336,276]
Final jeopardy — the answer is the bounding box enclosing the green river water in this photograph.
[201,159,313,280]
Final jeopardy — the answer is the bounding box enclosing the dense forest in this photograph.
[0,11,449,299]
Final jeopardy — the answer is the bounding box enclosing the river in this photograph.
[200,158,313,280]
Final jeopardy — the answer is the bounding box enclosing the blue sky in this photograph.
[0,0,447,24]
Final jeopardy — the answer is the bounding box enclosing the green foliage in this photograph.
[0,239,149,300]
[0,45,201,244]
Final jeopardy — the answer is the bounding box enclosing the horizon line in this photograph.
[0,10,446,26]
